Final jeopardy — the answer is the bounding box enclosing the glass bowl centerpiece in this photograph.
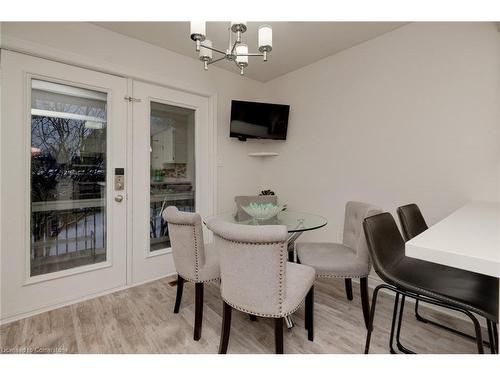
[241,203,285,221]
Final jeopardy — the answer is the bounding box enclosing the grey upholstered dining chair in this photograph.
[234,195,278,221]
[206,219,315,354]
[296,201,382,329]
[163,206,220,341]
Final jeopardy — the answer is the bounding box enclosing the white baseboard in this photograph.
[0,272,177,326]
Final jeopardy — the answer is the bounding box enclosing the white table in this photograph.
[405,201,500,277]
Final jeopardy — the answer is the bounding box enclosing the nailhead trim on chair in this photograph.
[213,233,285,246]
[178,273,220,284]
[222,297,305,319]
[278,243,285,315]
[192,226,200,281]
[316,273,369,279]
[169,222,203,283]
[296,256,370,279]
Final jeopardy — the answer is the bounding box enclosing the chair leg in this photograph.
[469,313,484,354]
[345,278,353,301]
[398,294,483,354]
[194,283,204,341]
[275,318,284,354]
[389,293,400,354]
[173,275,184,314]
[218,301,232,354]
[305,286,314,341]
[414,299,425,322]
[487,320,496,354]
[416,296,491,349]
[364,284,383,354]
[395,295,415,354]
[456,308,485,354]
[360,277,370,330]
[367,283,487,354]
[493,322,498,353]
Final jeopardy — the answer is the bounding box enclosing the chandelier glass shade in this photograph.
[190,22,272,76]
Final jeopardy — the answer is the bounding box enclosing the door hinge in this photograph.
[124,96,141,103]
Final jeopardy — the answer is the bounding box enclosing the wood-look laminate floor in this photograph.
[0,277,488,354]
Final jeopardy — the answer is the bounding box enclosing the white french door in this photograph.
[0,51,128,322]
[130,81,213,283]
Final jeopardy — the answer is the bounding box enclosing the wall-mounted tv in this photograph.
[230,100,290,141]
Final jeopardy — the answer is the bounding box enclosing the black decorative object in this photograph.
[260,190,275,196]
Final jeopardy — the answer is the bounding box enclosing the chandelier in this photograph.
[189,22,272,76]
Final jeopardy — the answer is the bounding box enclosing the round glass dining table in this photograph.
[205,210,328,234]
[204,210,328,260]
[204,210,327,329]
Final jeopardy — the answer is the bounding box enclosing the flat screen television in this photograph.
[230,100,290,141]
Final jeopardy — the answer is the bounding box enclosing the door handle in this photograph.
[115,195,124,203]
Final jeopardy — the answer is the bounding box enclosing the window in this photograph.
[30,79,108,276]
[149,102,195,252]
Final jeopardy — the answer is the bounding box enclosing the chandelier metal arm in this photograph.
[235,53,265,57]
[199,43,227,55]
[200,43,264,59]
[230,39,239,55]
[207,55,228,65]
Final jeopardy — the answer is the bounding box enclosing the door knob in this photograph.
[115,195,124,202]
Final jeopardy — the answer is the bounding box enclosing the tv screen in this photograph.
[230,100,289,140]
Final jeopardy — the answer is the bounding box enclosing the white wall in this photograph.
[0,22,266,214]
[260,22,500,242]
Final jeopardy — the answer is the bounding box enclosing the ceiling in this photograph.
[93,22,407,82]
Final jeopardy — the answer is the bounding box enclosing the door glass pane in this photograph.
[30,79,107,276]
[150,102,195,252]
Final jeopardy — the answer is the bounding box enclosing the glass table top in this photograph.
[205,210,328,233]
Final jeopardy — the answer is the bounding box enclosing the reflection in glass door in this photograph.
[30,79,108,276]
[149,102,195,252]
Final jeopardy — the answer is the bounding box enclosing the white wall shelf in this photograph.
[248,152,278,157]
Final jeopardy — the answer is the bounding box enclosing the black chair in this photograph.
[397,203,498,352]
[362,212,499,354]
[397,203,428,241]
